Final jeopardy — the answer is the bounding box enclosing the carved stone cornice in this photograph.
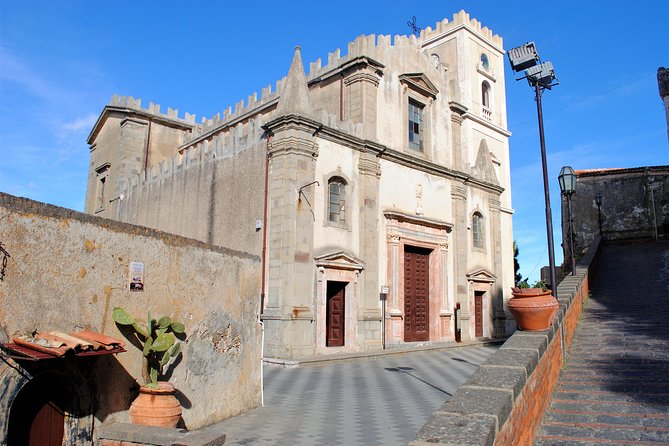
[344,71,381,87]
[314,251,365,271]
[383,210,453,232]
[307,56,384,87]
[388,231,401,243]
[449,101,468,116]
[358,157,381,177]
[269,136,318,158]
[451,185,467,200]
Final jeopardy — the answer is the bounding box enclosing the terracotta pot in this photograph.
[128,381,182,428]
[507,288,559,331]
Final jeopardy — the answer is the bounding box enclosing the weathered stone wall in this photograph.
[0,193,261,442]
[562,166,669,268]
[411,237,600,446]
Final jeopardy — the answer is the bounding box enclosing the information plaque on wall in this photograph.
[129,261,144,291]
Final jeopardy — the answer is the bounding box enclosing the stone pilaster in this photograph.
[451,183,470,341]
[344,67,381,140]
[449,102,467,171]
[358,154,382,350]
[264,120,318,357]
[118,117,149,204]
[489,196,506,336]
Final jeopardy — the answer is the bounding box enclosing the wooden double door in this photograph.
[404,246,431,342]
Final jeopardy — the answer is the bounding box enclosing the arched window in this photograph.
[481,81,491,108]
[472,212,484,248]
[328,177,347,225]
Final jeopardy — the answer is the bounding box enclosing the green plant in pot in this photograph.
[112,306,185,427]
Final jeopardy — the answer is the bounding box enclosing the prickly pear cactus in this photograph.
[112,307,185,388]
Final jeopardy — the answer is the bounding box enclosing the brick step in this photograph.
[555,390,669,404]
[538,421,669,443]
[558,381,669,390]
[551,400,669,415]
[544,409,669,429]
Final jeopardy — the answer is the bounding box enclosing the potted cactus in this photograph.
[112,307,185,427]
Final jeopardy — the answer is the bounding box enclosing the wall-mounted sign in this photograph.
[129,261,144,291]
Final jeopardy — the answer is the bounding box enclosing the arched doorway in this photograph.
[8,374,67,446]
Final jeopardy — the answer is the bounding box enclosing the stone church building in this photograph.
[85,10,515,358]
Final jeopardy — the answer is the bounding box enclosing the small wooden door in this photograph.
[404,246,431,342]
[475,292,484,338]
[29,400,65,446]
[326,281,346,347]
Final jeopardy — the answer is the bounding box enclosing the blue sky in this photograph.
[1,1,667,282]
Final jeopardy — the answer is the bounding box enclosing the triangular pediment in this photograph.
[314,251,365,271]
[399,73,439,99]
[466,268,496,283]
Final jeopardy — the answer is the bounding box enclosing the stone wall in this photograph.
[410,237,600,446]
[0,193,262,443]
[562,166,669,268]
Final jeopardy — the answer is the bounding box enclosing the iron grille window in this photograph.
[408,100,424,152]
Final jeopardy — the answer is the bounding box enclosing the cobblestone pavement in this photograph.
[536,240,669,445]
[213,345,498,445]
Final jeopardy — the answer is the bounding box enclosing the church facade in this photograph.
[85,11,515,358]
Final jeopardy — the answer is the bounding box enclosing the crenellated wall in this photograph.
[84,9,515,359]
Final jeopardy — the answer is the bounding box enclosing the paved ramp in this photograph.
[536,241,669,445]
[213,345,498,445]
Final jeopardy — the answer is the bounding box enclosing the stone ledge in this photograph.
[411,412,496,446]
[499,332,549,356]
[464,365,527,399]
[97,422,226,446]
[437,387,513,425]
[483,348,538,377]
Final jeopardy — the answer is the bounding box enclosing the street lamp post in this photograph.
[558,166,577,275]
[508,42,559,297]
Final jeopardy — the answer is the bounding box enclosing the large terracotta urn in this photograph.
[507,288,559,331]
[128,381,182,428]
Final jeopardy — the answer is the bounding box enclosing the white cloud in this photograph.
[0,47,65,103]
[61,114,98,133]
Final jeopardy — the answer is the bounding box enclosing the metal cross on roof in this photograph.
[407,16,420,37]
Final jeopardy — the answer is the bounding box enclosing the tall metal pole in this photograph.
[567,195,576,275]
[535,84,558,299]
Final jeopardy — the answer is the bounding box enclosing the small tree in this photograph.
[513,241,524,285]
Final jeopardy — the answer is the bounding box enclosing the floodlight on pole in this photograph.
[508,41,560,299]
[508,42,540,72]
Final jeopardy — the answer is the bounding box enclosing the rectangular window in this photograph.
[95,164,110,212]
[408,100,424,152]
